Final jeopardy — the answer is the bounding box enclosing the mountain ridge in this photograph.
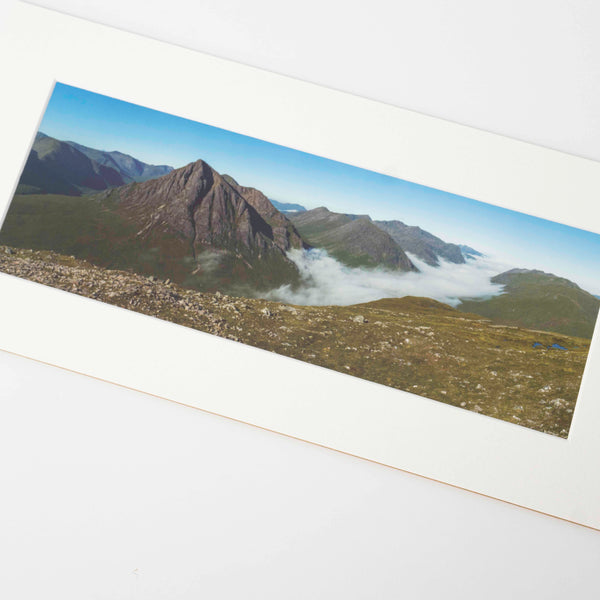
[17,133,126,195]
[290,207,416,271]
[17,133,173,196]
[458,268,600,338]
[221,175,308,252]
[65,139,173,183]
[374,219,465,266]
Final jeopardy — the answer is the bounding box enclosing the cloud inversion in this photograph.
[266,249,510,307]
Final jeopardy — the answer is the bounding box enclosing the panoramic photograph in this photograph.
[1,82,599,438]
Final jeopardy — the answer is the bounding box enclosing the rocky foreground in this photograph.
[0,246,591,438]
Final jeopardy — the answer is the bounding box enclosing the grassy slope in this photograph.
[0,246,589,438]
[0,193,295,294]
[458,271,600,339]
[0,194,299,295]
[16,153,81,196]
[0,193,174,272]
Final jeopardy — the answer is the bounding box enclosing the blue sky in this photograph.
[38,82,600,294]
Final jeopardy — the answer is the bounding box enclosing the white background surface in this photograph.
[1,1,600,598]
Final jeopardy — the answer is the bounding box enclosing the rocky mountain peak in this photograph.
[221,172,307,251]
[114,159,270,253]
[88,158,310,291]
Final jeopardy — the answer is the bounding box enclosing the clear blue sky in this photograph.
[39,82,600,294]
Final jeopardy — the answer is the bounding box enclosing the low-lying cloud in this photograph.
[265,249,510,307]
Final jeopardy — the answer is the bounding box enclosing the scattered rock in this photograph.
[0,245,586,440]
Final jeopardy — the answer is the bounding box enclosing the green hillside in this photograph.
[0,193,299,295]
[458,269,600,339]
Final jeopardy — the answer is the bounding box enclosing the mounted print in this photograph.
[1,82,598,438]
[2,3,600,531]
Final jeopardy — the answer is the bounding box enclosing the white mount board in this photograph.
[0,2,599,530]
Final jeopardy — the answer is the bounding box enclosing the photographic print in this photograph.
[2,82,599,439]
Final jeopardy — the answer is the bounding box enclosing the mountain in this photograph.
[270,200,306,214]
[66,140,173,183]
[16,133,173,196]
[220,175,307,252]
[458,268,600,338]
[374,220,465,266]
[459,244,483,260]
[16,133,126,195]
[3,159,309,293]
[290,207,416,271]
[222,176,307,215]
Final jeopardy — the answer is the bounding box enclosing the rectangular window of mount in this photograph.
[2,81,599,438]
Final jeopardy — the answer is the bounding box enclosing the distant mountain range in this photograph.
[458,268,600,338]
[374,220,465,266]
[16,133,172,196]
[66,139,173,183]
[289,207,468,270]
[5,132,598,339]
[290,207,416,271]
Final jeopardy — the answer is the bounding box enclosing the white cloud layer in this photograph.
[265,249,511,307]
